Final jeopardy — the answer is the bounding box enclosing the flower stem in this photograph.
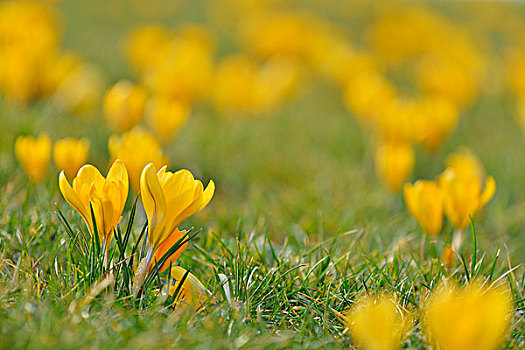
[452,229,464,251]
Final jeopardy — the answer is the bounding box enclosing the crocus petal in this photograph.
[403,183,419,219]
[58,171,92,232]
[157,165,168,179]
[479,175,496,208]
[76,164,105,188]
[107,159,129,195]
[172,181,205,225]
[168,265,211,310]
[140,163,167,248]
[199,180,215,211]
[153,228,188,274]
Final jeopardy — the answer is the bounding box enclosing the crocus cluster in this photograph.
[0,0,103,112]
[15,133,89,184]
[403,148,496,260]
[58,159,215,309]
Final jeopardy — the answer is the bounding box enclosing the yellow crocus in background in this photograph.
[374,140,414,192]
[439,149,496,231]
[53,137,89,180]
[211,54,300,116]
[103,80,149,132]
[14,133,52,183]
[445,147,485,180]
[440,168,496,230]
[403,180,443,237]
[413,95,459,152]
[146,95,190,142]
[423,282,513,350]
[108,127,168,191]
[141,25,214,103]
[0,0,58,105]
[139,163,214,270]
[343,70,397,126]
[58,159,129,248]
[124,24,170,75]
[345,294,412,350]
[52,63,104,116]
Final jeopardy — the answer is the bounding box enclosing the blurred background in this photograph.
[1,0,525,261]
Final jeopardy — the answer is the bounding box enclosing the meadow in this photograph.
[0,0,524,349]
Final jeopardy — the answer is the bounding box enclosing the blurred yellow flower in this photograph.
[142,25,214,102]
[166,265,212,311]
[53,137,89,180]
[345,294,411,350]
[146,95,190,142]
[241,11,313,60]
[140,163,214,272]
[413,95,459,152]
[124,24,170,74]
[58,159,129,247]
[376,99,417,144]
[343,70,397,126]
[416,49,483,108]
[423,282,513,350]
[506,50,525,99]
[440,169,496,230]
[0,0,58,104]
[212,54,300,115]
[52,63,104,115]
[41,52,83,97]
[14,133,52,183]
[212,55,261,114]
[445,147,485,180]
[103,80,148,132]
[108,127,168,191]
[375,141,414,192]
[440,149,496,230]
[403,180,443,237]
[0,50,41,105]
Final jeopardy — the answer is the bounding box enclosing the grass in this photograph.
[0,0,524,349]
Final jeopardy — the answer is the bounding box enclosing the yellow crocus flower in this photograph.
[212,54,300,116]
[241,11,312,61]
[416,52,481,109]
[52,63,104,116]
[440,168,496,230]
[103,80,149,132]
[423,282,513,350]
[41,52,83,97]
[345,294,412,350]
[14,133,52,183]
[165,265,212,311]
[0,0,58,104]
[439,149,495,230]
[108,127,168,191]
[413,95,459,152]
[53,137,89,180]
[140,163,214,269]
[146,96,190,142]
[142,27,214,103]
[403,180,443,237]
[58,159,129,247]
[343,70,397,126]
[375,141,414,192]
[445,147,485,180]
[124,24,170,74]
